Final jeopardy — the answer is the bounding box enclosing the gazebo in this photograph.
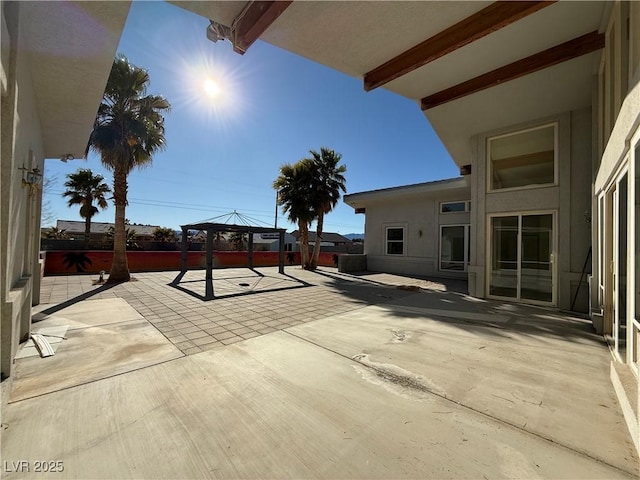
[180,212,287,298]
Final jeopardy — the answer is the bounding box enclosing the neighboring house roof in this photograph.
[251,232,296,245]
[56,220,161,237]
[290,231,351,244]
[344,177,469,209]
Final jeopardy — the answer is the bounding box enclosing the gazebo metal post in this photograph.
[248,229,254,269]
[205,227,214,298]
[181,227,188,272]
[278,230,285,274]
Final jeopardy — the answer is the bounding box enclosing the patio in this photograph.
[2,267,638,478]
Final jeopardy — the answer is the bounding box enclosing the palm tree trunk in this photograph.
[83,214,91,250]
[107,165,130,283]
[299,220,310,269]
[310,212,324,270]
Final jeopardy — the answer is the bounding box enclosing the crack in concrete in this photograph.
[283,329,638,478]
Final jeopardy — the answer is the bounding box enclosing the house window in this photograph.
[440,201,470,213]
[488,124,556,191]
[386,227,404,255]
[440,225,469,271]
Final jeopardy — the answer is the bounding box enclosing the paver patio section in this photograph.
[36,268,445,355]
[2,267,637,478]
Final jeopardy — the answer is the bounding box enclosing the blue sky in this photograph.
[43,0,458,234]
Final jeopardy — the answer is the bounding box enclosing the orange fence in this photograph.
[42,251,339,275]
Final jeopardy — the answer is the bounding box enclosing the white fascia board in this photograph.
[344,177,469,208]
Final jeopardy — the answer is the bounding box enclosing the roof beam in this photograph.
[421,30,605,110]
[232,1,292,55]
[363,1,555,92]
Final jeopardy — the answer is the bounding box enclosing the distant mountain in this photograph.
[344,233,364,240]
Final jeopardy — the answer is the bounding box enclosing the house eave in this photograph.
[344,176,468,209]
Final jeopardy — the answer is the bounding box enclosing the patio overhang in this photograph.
[363,1,555,92]
[173,0,607,167]
[20,1,131,159]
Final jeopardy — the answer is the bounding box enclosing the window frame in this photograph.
[384,226,406,256]
[439,224,470,272]
[487,123,558,193]
[440,201,470,214]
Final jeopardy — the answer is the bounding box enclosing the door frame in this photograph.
[486,210,557,306]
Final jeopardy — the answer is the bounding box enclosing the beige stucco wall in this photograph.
[468,108,593,312]
[362,186,470,279]
[1,1,45,401]
[0,3,128,416]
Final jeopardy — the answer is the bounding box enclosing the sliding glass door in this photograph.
[489,213,555,304]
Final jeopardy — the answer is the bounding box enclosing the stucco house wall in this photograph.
[467,108,593,312]
[0,0,129,413]
[1,2,46,398]
[347,180,470,279]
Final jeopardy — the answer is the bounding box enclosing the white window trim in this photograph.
[631,128,640,372]
[439,224,470,272]
[612,166,629,363]
[597,192,605,310]
[487,123,558,193]
[384,225,406,256]
[440,201,470,214]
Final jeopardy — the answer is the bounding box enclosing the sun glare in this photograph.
[173,44,251,130]
[203,78,221,99]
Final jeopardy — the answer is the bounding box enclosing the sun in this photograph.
[203,78,221,99]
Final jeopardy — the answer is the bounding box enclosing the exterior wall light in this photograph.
[20,165,42,188]
[60,154,74,162]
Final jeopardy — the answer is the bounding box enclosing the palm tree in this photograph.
[42,227,68,239]
[85,54,170,283]
[62,169,110,249]
[213,231,226,250]
[152,227,177,243]
[228,231,247,251]
[106,226,140,250]
[308,147,346,270]
[273,159,317,269]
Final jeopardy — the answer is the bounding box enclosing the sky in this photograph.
[42,0,459,235]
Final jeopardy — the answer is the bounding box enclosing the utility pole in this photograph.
[274,191,279,229]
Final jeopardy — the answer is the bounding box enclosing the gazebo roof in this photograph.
[183,211,285,235]
[181,222,286,235]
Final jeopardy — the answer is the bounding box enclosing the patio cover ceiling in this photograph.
[18,1,131,159]
[171,0,608,166]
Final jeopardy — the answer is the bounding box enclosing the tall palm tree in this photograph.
[85,54,170,283]
[62,169,110,249]
[273,159,316,269]
[308,147,346,270]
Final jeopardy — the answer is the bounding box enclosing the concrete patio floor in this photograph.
[1,267,638,478]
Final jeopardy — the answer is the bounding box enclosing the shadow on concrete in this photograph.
[168,270,311,302]
[35,283,117,320]
[310,268,468,294]
[308,269,602,348]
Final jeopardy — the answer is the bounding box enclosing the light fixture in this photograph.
[206,20,232,44]
[20,165,43,190]
[60,154,74,162]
